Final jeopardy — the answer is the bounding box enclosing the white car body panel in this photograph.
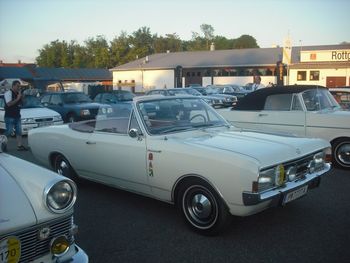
[0,163,36,234]
[219,106,350,143]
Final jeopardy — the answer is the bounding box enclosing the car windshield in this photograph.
[63,93,92,103]
[182,89,202,96]
[138,97,229,135]
[168,89,188,96]
[22,96,43,108]
[301,89,341,111]
[206,87,221,95]
[113,91,134,101]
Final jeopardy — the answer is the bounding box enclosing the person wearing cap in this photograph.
[4,80,28,151]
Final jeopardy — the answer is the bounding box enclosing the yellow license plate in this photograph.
[0,236,21,263]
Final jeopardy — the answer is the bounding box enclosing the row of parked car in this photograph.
[1,84,349,262]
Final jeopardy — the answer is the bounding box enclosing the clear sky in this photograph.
[0,0,349,63]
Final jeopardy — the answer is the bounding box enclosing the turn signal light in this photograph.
[50,236,70,256]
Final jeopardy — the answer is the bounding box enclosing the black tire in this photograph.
[177,179,231,236]
[53,154,78,180]
[67,114,76,123]
[332,139,350,170]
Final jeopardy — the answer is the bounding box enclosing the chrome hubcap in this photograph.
[337,143,350,165]
[190,194,212,220]
[183,185,218,228]
[57,160,68,175]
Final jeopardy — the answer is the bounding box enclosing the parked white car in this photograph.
[218,86,350,170]
[29,96,331,235]
[0,95,63,135]
[0,149,88,262]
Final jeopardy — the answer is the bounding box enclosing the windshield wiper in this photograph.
[192,123,215,128]
[158,126,192,134]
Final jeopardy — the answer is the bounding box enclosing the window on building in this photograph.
[197,72,201,77]
[310,71,320,81]
[186,72,190,77]
[297,71,307,81]
[204,69,211,76]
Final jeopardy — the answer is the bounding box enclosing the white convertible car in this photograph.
[29,96,331,235]
[0,95,63,135]
[219,86,350,170]
[0,149,88,262]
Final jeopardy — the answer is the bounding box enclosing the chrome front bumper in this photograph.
[57,245,89,263]
[242,163,331,206]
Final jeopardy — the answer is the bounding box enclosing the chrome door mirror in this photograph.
[129,128,142,140]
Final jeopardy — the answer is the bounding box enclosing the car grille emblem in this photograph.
[38,227,51,240]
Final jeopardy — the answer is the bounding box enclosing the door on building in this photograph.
[326,77,346,88]
[184,70,203,87]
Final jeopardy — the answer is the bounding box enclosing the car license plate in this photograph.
[38,122,52,127]
[283,185,308,205]
[0,236,21,263]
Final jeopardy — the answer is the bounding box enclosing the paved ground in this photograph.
[5,136,350,263]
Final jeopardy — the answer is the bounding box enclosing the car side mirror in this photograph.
[129,128,142,140]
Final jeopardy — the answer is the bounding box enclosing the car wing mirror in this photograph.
[129,128,143,140]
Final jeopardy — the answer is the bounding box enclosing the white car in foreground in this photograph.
[218,85,350,170]
[0,150,88,262]
[29,96,331,235]
[0,95,63,135]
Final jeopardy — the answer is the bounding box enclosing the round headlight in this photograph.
[50,235,70,256]
[286,166,297,181]
[274,164,285,186]
[44,179,77,213]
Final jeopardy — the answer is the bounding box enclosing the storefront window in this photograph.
[297,71,307,81]
[310,71,320,81]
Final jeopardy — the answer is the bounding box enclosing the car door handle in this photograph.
[86,141,96,145]
[258,113,268,117]
[148,149,162,153]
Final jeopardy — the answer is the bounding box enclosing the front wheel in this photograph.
[332,139,350,170]
[177,180,231,236]
[53,154,78,180]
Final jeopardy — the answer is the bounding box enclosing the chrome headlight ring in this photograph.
[43,178,77,214]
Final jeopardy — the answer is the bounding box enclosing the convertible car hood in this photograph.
[21,107,60,118]
[183,129,329,168]
[0,154,68,235]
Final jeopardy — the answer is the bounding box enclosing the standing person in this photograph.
[4,80,28,151]
[252,75,265,90]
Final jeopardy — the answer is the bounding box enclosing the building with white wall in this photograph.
[110,44,350,93]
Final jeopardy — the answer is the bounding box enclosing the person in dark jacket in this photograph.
[4,80,27,150]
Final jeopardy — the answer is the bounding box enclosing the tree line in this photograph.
[36,24,259,68]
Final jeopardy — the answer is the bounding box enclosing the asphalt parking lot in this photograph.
[5,136,350,263]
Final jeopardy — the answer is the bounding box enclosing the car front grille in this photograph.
[284,154,314,181]
[35,117,54,123]
[3,215,74,262]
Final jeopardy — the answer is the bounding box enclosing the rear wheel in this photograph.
[177,179,231,236]
[332,139,350,170]
[67,114,77,123]
[53,154,78,180]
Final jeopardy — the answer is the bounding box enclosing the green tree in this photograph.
[153,33,182,53]
[200,24,214,49]
[110,31,133,67]
[128,27,155,60]
[232,35,259,49]
[84,35,111,68]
